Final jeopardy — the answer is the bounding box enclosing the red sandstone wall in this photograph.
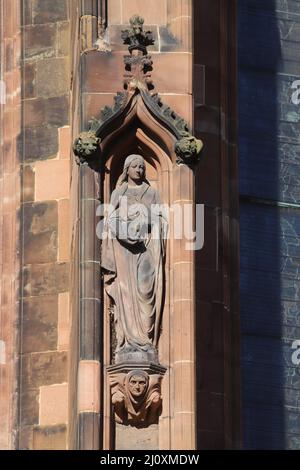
[0,0,21,450]
[17,0,71,450]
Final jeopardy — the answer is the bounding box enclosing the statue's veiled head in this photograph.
[125,370,149,402]
[117,154,146,187]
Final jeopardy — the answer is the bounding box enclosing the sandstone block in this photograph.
[22,262,69,297]
[20,388,39,426]
[57,21,70,57]
[23,201,58,264]
[29,351,68,388]
[24,95,69,128]
[36,58,69,98]
[122,0,167,25]
[33,0,68,25]
[20,126,58,161]
[33,424,67,450]
[39,383,68,426]
[35,159,70,201]
[22,295,58,354]
[23,23,56,59]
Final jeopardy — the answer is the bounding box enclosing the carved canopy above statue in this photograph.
[73,15,202,170]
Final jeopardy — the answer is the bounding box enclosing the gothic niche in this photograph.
[73,15,203,428]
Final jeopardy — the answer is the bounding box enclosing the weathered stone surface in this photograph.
[80,299,101,361]
[36,58,69,98]
[22,351,68,389]
[22,0,33,26]
[77,361,100,413]
[58,292,70,351]
[23,95,69,128]
[81,261,100,300]
[108,0,122,25]
[83,51,191,94]
[82,51,124,94]
[23,201,58,264]
[21,164,35,203]
[35,159,70,201]
[77,413,100,450]
[58,126,71,160]
[80,15,98,52]
[33,424,67,450]
[20,126,58,161]
[23,263,69,297]
[116,423,158,450]
[152,52,192,94]
[5,39,14,72]
[122,0,167,25]
[18,426,34,450]
[20,388,39,426]
[58,200,70,262]
[168,16,192,52]
[22,295,58,354]
[159,26,180,52]
[23,62,36,99]
[20,354,32,391]
[57,22,70,57]
[34,352,68,392]
[167,0,191,19]
[80,199,101,262]
[32,0,68,25]
[39,383,68,426]
[82,93,115,128]
[23,24,56,59]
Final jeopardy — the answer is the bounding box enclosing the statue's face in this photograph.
[127,160,145,183]
[129,375,148,397]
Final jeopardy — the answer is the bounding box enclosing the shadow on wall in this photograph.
[238,0,300,450]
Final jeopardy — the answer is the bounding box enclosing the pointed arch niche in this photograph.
[73,18,203,450]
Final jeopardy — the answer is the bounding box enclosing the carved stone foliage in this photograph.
[121,15,154,54]
[72,92,128,165]
[175,133,204,165]
[108,368,165,427]
[73,15,203,169]
[73,130,100,164]
[123,53,154,92]
[142,92,203,165]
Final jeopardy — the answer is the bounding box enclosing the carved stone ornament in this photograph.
[73,15,203,169]
[107,365,166,427]
[175,132,204,165]
[121,15,154,54]
[73,15,203,428]
[73,130,100,164]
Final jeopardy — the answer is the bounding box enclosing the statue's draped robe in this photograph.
[101,182,166,352]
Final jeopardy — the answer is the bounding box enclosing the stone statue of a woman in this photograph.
[101,155,167,364]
